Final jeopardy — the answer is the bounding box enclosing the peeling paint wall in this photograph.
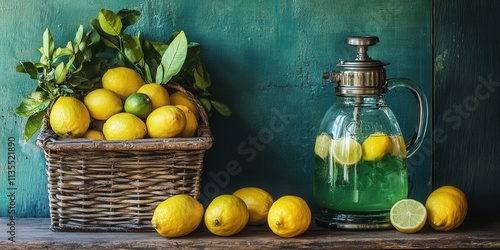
[0,0,431,217]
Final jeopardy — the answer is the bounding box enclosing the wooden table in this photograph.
[1,217,499,249]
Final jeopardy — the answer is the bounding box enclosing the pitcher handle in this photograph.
[386,78,429,158]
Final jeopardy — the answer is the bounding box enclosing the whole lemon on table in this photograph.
[124,93,153,120]
[204,194,249,236]
[175,105,198,137]
[233,187,274,225]
[151,194,204,238]
[102,113,147,140]
[137,83,170,109]
[426,185,468,231]
[49,96,90,138]
[102,67,145,100]
[169,91,199,120]
[146,105,186,138]
[267,195,311,238]
[83,88,122,120]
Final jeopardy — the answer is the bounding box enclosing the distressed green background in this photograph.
[1,0,435,217]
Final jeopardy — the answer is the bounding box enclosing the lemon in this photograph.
[83,129,105,140]
[233,187,274,225]
[331,137,362,165]
[268,195,311,238]
[169,91,199,120]
[362,132,392,161]
[49,96,90,138]
[137,83,170,110]
[425,185,468,231]
[102,67,145,100]
[390,135,407,159]
[84,88,122,120]
[390,199,427,233]
[314,133,332,160]
[204,194,249,236]
[175,105,198,137]
[124,93,153,119]
[151,194,204,238]
[102,113,147,140]
[146,106,186,138]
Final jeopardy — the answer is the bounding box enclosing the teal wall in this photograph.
[0,0,432,217]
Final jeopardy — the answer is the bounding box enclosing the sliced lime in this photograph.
[390,199,427,233]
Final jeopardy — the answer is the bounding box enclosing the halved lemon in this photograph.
[314,133,332,160]
[390,199,427,233]
[331,137,362,166]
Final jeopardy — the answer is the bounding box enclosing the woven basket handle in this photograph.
[165,82,211,136]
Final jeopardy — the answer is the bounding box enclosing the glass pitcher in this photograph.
[313,36,428,229]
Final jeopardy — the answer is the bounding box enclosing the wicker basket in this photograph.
[36,83,213,232]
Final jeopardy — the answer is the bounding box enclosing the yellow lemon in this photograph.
[82,129,105,140]
[124,93,153,120]
[204,194,249,236]
[362,132,392,161]
[390,135,407,159]
[233,187,274,225]
[267,195,311,238]
[425,185,468,231]
[314,133,332,160]
[49,96,90,138]
[331,137,362,166]
[84,88,122,120]
[169,91,199,120]
[102,67,145,100]
[151,194,204,238]
[175,105,198,137]
[146,106,186,138]
[137,83,170,109]
[390,199,427,233]
[102,113,147,140]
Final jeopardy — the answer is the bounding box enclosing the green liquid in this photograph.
[314,154,407,212]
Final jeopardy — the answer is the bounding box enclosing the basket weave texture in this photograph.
[36,83,213,232]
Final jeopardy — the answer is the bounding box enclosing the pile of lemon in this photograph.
[49,67,199,140]
[151,187,312,238]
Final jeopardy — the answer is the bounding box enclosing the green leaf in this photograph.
[90,18,120,48]
[66,76,89,87]
[193,60,211,91]
[155,64,164,84]
[210,100,232,116]
[98,9,123,37]
[24,109,47,141]
[54,62,67,84]
[52,47,74,62]
[122,33,143,65]
[160,31,188,84]
[14,91,51,117]
[118,9,141,30]
[143,63,153,83]
[74,24,85,45]
[42,28,54,59]
[16,62,38,79]
[199,97,212,112]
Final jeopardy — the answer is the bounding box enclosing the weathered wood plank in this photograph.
[1,218,499,249]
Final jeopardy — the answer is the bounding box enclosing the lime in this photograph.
[331,137,362,165]
[124,93,153,119]
[390,199,427,233]
[314,133,332,160]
